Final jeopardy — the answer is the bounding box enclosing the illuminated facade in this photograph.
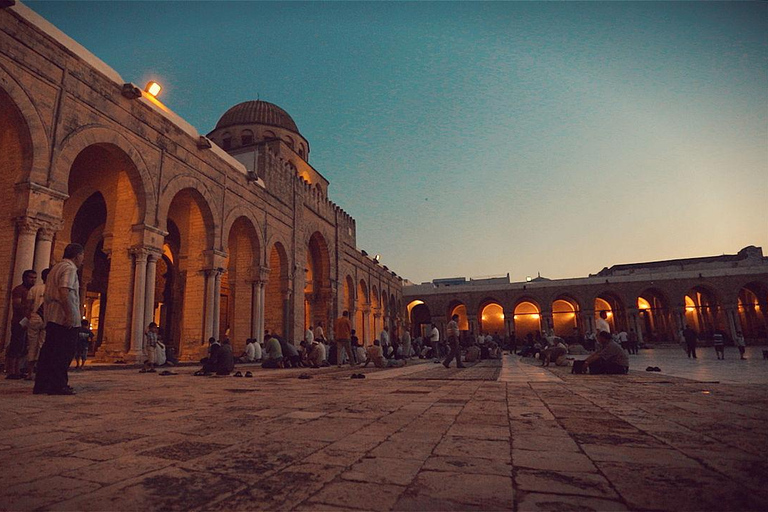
[405,246,768,344]
[0,3,402,362]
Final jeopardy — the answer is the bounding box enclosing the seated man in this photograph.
[464,344,481,363]
[363,340,406,368]
[541,341,568,367]
[262,334,283,369]
[303,340,326,368]
[200,337,221,374]
[582,331,629,375]
[215,338,235,375]
[237,339,257,363]
[280,338,302,368]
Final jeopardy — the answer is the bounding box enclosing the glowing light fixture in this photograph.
[145,81,162,97]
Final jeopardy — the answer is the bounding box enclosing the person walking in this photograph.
[443,314,465,369]
[34,243,84,395]
[713,331,725,360]
[333,311,356,367]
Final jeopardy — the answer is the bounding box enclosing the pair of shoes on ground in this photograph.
[159,370,178,376]
[298,373,312,380]
[233,371,254,378]
[350,373,365,379]
[645,366,661,372]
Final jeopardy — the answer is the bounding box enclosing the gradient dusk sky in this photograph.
[26,1,768,284]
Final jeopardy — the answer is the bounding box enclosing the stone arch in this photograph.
[479,297,505,336]
[158,176,218,250]
[684,285,725,338]
[447,299,468,331]
[305,231,332,333]
[223,215,261,349]
[221,206,263,254]
[408,300,431,338]
[513,299,542,341]
[0,64,50,186]
[265,240,290,338]
[737,281,768,341]
[637,287,674,342]
[357,278,370,345]
[552,294,581,337]
[53,125,154,224]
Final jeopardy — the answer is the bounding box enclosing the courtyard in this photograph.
[1,348,767,511]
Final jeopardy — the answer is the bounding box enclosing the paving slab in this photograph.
[1,351,767,511]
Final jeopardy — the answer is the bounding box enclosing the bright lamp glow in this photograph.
[145,81,162,97]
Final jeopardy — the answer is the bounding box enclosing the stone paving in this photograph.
[1,351,767,511]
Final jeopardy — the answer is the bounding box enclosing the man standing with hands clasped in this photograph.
[34,243,84,396]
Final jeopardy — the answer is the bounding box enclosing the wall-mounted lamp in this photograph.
[145,81,162,97]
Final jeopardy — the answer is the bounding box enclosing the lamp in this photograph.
[145,81,162,97]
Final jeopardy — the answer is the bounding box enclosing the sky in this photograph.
[26,1,768,284]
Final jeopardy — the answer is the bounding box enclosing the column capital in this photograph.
[15,216,42,235]
[128,245,150,261]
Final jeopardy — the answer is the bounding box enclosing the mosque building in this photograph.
[0,2,402,362]
[1,2,766,366]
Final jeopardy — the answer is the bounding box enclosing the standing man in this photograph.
[429,323,440,361]
[34,243,84,395]
[379,326,390,358]
[305,324,315,345]
[734,331,747,360]
[443,314,465,369]
[682,325,698,359]
[5,269,37,379]
[401,327,412,359]
[333,310,356,367]
[26,268,49,381]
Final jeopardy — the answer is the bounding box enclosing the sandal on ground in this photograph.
[234,371,243,377]
[244,371,253,378]
[298,373,312,379]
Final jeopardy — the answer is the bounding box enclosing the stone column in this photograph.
[724,304,740,341]
[362,304,371,345]
[672,307,686,341]
[33,226,56,283]
[212,269,223,340]
[467,314,478,334]
[143,251,159,329]
[203,269,216,340]
[12,217,38,287]
[540,311,554,335]
[127,247,148,361]
[583,310,595,333]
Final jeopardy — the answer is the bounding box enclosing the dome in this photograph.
[215,100,300,134]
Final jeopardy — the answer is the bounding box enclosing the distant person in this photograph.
[582,330,629,375]
[237,338,257,363]
[596,310,611,335]
[682,325,698,359]
[429,323,440,361]
[401,328,412,359]
[25,268,49,381]
[280,338,302,368]
[216,338,235,375]
[74,319,94,370]
[6,269,36,380]
[443,314,465,369]
[314,322,325,344]
[143,322,159,371]
[713,331,725,360]
[333,311,356,367]
[617,329,628,351]
[628,328,639,354]
[734,331,746,360]
[305,325,314,345]
[262,333,283,369]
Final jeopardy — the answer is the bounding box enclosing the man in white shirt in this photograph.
[379,326,390,356]
[34,243,84,396]
[595,310,611,335]
[305,325,314,345]
[429,323,440,359]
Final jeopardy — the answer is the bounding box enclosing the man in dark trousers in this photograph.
[682,325,698,359]
[5,269,36,379]
[34,243,84,395]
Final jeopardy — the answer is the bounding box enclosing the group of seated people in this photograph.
[517,329,629,375]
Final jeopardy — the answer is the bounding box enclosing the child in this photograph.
[75,320,94,370]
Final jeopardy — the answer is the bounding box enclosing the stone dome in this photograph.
[215,100,300,134]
